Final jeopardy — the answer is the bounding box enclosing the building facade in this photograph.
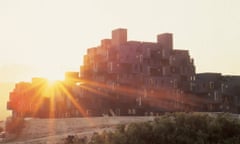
[7,28,240,118]
[79,28,198,115]
[191,73,240,112]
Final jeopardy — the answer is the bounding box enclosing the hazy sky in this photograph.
[0,0,240,119]
[1,0,240,82]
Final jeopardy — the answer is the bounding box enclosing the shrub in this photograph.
[64,135,88,144]
[88,113,240,144]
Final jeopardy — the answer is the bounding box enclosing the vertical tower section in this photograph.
[157,33,173,50]
[112,28,127,47]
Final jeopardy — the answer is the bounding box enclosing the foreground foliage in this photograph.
[87,113,240,144]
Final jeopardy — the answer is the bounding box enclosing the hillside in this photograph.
[5,116,154,144]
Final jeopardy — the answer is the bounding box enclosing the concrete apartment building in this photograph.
[191,73,223,111]
[191,73,240,112]
[7,75,83,118]
[7,28,240,118]
[79,28,198,115]
[81,28,195,91]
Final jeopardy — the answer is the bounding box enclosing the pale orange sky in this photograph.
[1,0,240,120]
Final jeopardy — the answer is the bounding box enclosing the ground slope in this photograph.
[5,116,154,144]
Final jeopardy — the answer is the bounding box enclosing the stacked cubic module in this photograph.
[80,28,197,115]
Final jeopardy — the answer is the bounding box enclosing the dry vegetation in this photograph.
[85,113,240,144]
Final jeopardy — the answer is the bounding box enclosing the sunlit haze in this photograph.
[1,0,240,120]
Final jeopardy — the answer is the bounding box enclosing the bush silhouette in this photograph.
[88,113,240,144]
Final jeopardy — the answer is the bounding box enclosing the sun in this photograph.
[46,79,58,87]
[44,72,63,81]
[37,66,65,81]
